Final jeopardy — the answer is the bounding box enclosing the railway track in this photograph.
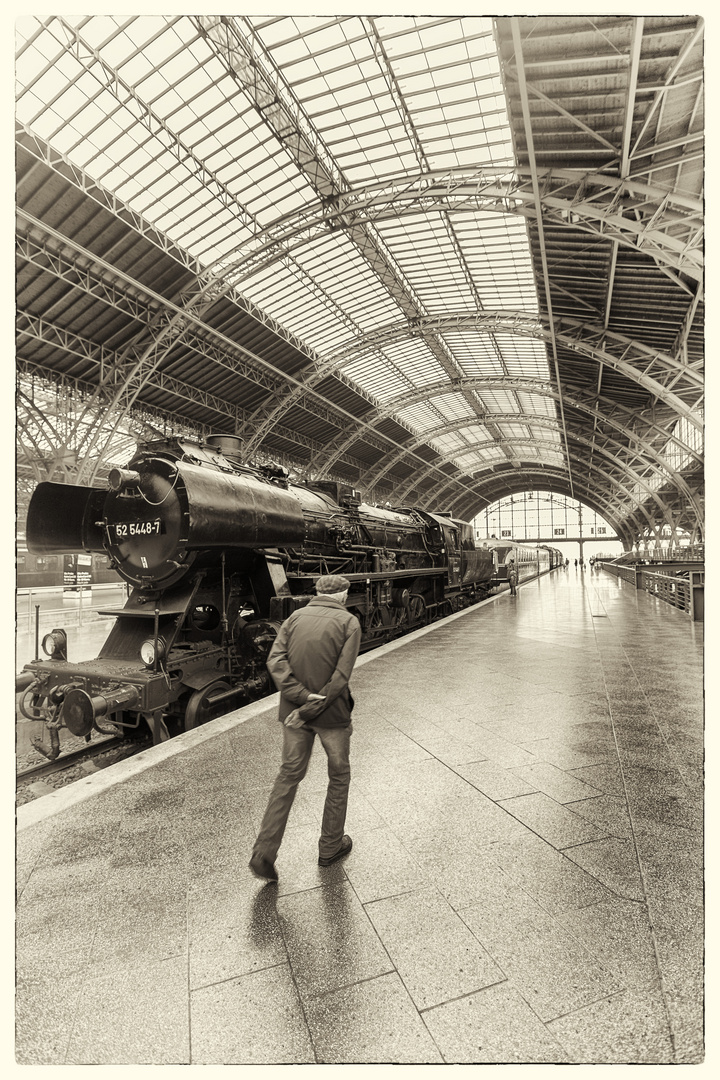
[17,736,123,781]
[16,733,150,804]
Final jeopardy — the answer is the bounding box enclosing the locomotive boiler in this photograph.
[17,433,496,751]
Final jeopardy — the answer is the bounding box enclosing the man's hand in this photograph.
[306,693,326,702]
[283,709,306,729]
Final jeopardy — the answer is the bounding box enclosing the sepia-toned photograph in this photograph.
[15,9,704,1066]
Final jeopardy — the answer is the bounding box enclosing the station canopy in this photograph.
[16,15,704,548]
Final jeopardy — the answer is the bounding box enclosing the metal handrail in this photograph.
[16,583,128,632]
[598,562,704,620]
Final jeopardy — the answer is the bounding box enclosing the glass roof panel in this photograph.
[517,392,558,421]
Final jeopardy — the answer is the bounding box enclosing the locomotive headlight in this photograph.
[140,637,166,667]
[41,629,67,660]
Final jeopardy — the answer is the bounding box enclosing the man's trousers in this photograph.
[253,722,352,863]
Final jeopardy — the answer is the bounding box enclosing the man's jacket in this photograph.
[266,596,361,728]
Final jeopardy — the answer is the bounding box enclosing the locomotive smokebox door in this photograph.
[104,456,306,589]
[104,457,190,589]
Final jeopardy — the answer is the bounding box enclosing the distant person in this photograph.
[574,559,578,568]
[507,558,518,596]
[249,574,361,881]
[564,558,569,569]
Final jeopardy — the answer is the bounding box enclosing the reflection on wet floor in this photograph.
[16,585,127,669]
[16,569,703,1064]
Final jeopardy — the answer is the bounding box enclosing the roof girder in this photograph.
[219,167,702,287]
[16,309,477,504]
[391,432,669,513]
[313,373,697,496]
[391,440,674,534]
[14,356,402,496]
[417,464,642,541]
[429,469,649,540]
[329,311,701,411]
[359,412,701,519]
[509,16,575,502]
[15,15,702,540]
[16,201,323,373]
[342,375,700,515]
[20,205,600,512]
[196,10,504,483]
[246,309,701,469]
[18,214,443,487]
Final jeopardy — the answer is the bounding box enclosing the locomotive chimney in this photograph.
[206,434,244,462]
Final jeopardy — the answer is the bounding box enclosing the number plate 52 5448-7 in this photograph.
[110,520,162,540]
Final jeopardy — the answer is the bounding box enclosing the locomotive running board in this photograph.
[324,567,444,583]
[96,576,204,618]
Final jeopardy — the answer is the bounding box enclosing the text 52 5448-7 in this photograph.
[110,520,162,539]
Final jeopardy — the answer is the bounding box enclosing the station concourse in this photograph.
[16,567,703,1065]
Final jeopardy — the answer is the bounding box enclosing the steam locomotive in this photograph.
[17,433,503,753]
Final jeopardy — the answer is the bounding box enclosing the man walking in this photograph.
[249,574,361,881]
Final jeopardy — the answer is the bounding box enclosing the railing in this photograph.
[598,562,704,621]
[639,569,704,620]
[603,563,638,587]
[640,571,690,613]
[612,545,704,564]
[16,583,128,634]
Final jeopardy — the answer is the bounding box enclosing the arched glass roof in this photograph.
[15,14,704,544]
[15,14,559,476]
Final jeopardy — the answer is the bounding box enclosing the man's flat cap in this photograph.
[315,574,351,594]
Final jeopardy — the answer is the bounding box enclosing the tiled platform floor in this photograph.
[16,568,704,1064]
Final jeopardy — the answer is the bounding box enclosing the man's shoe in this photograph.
[318,835,353,867]
[249,855,278,881]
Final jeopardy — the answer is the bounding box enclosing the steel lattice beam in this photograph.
[416,464,642,539]
[208,167,702,287]
[16,220,496,507]
[360,413,700,520]
[14,346,402,489]
[197,12,508,475]
[323,373,699,470]
[391,439,671,530]
[326,311,701,412]
[247,306,702,471]
[16,16,703,544]
[16,214,323,370]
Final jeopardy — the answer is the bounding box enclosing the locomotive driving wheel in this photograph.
[184,679,232,731]
[367,607,392,643]
[408,593,427,627]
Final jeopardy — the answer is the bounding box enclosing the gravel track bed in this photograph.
[16,730,149,805]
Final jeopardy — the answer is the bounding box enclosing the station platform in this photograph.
[15,567,704,1065]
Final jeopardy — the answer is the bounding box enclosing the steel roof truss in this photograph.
[391,435,679,528]
[361,412,699,517]
[412,451,658,535]
[221,167,702,286]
